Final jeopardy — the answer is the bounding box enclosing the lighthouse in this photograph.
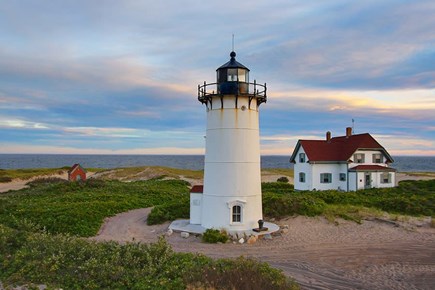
[191,51,268,233]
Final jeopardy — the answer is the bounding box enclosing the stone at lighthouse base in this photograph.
[168,219,280,237]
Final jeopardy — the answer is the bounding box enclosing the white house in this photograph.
[290,127,396,191]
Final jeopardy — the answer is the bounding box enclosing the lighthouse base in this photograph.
[168,219,280,237]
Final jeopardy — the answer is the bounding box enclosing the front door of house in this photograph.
[364,173,371,189]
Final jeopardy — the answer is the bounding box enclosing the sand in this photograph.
[91,208,435,290]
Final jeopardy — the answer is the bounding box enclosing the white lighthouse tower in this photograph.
[191,51,268,233]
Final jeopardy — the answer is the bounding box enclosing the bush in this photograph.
[277,176,289,183]
[147,199,190,225]
[26,177,68,187]
[263,192,326,219]
[0,179,190,236]
[0,225,298,290]
[186,256,299,290]
[202,228,229,243]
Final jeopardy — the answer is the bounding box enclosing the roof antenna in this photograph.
[352,118,355,134]
[232,34,235,52]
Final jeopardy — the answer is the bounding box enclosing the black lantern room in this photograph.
[198,51,267,108]
[216,51,249,95]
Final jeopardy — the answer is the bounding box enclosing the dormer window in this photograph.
[354,153,365,163]
[299,153,306,163]
[372,153,383,163]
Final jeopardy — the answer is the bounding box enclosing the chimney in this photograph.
[346,127,352,137]
[326,131,331,142]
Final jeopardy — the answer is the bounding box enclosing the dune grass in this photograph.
[0,167,101,183]
[0,177,298,289]
[96,166,204,180]
[262,179,435,222]
[0,179,190,237]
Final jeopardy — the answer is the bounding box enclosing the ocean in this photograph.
[1,154,435,172]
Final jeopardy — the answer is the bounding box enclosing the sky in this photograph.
[0,0,434,156]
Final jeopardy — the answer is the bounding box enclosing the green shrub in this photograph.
[262,179,435,220]
[26,177,68,187]
[0,179,190,237]
[262,182,294,194]
[263,192,326,218]
[186,256,299,290]
[147,199,190,225]
[0,225,298,290]
[202,228,229,243]
[277,176,289,183]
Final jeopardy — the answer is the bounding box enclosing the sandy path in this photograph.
[92,208,435,290]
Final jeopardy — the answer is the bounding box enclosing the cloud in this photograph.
[0,0,434,156]
[0,118,49,129]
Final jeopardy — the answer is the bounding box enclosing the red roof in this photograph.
[190,185,204,193]
[68,163,87,174]
[349,165,396,172]
[290,133,393,163]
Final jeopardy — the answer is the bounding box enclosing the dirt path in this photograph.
[92,208,435,290]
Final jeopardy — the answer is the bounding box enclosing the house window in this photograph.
[299,153,306,163]
[354,153,365,163]
[381,172,391,184]
[339,173,346,181]
[232,205,241,223]
[320,173,332,183]
[372,154,383,163]
[299,172,306,183]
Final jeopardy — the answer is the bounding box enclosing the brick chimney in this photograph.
[346,127,352,137]
[326,131,331,142]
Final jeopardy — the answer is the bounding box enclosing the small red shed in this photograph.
[68,164,87,181]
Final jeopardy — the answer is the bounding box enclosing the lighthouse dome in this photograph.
[216,51,250,94]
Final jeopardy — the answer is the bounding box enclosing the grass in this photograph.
[0,179,190,237]
[1,168,433,289]
[262,179,435,221]
[0,176,298,289]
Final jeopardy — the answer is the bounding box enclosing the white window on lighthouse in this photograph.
[227,200,246,224]
[232,205,241,223]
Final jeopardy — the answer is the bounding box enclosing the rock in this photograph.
[166,229,173,236]
[282,225,289,229]
[263,234,273,240]
[247,235,257,244]
[181,232,190,238]
[281,228,289,234]
[269,218,276,222]
[238,238,245,244]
